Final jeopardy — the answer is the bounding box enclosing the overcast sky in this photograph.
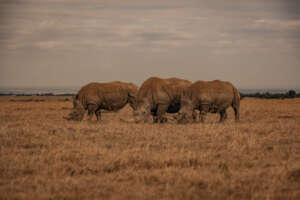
[0,0,299,89]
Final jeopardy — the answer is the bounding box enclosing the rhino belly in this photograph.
[101,100,127,111]
[167,103,180,113]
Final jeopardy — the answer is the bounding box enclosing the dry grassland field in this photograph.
[0,96,300,200]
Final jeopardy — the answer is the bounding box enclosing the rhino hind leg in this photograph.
[156,104,168,123]
[233,106,240,121]
[95,109,102,121]
[219,109,227,123]
[153,115,164,123]
[87,111,93,120]
[160,117,168,123]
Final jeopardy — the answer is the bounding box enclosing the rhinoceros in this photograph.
[67,81,138,121]
[177,80,240,123]
[133,77,192,123]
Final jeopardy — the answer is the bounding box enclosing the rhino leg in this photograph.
[199,104,210,123]
[224,110,228,120]
[233,105,240,121]
[219,109,227,123]
[156,104,168,123]
[88,112,93,121]
[95,109,102,121]
[152,115,158,123]
[192,110,197,122]
[160,117,168,123]
[199,111,207,123]
[87,104,98,121]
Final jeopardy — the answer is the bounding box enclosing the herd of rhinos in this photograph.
[66,77,240,124]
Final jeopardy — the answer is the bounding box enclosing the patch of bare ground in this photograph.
[0,97,299,200]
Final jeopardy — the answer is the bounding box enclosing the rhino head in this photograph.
[66,109,85,121]
[133,99,151,123]
[128,92,138,111]
[177,98,194,124]
[66,96,85,121]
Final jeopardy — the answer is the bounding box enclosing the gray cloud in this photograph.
[0,0,299,88]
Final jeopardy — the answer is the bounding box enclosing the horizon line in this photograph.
[1,85,300,91]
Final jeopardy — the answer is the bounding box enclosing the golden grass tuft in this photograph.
[0,96,300,199]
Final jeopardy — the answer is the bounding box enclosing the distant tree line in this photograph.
[0,93,75,96]
[0,90,299,99]
[240,90,299,99]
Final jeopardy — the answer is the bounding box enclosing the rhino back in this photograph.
[76,82,132,110]
[138,77,191,106]
[121,82,138,95]
[191,80,235,109]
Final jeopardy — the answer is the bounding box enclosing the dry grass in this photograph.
[0,96,300,200]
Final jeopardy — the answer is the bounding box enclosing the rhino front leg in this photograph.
[199,111,207,123]
[233,105,240,121]
[219,109,227,123]
[156,104,168,123]
[87,104,98,121]
[192,110,199,123]
[152,115,158,123]
[95,109,102,121]
[199,104,210,123]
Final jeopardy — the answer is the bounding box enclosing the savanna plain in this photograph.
[0,96,300,200]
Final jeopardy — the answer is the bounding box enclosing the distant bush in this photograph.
[38,93,54,96]
[56,93,75,96]
[16,94,33,96]
[240,90,299,99]
[288,90,296,98]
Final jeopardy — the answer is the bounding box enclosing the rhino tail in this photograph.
[232,86,241,121]
[232,86,240,106]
